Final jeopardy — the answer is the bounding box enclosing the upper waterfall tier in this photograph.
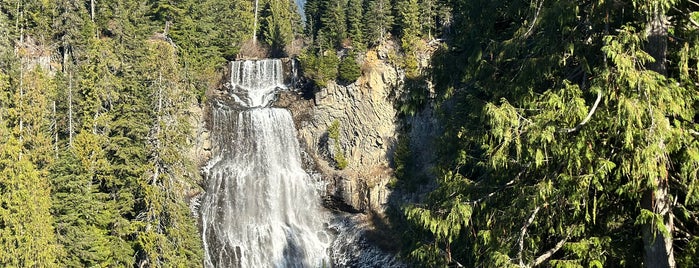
[229,59,286,108]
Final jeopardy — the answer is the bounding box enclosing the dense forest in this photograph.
[396,0,699,267]
[0,0,698,267]
[0,0,257,266]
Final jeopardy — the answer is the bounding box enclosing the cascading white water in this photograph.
[229,60,286,108]
[201,59,330,267]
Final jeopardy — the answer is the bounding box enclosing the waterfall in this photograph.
[201,59,330,267]
[229,60,286,108]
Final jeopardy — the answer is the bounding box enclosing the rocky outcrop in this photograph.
[279,49,405,214]
[200,49,439,216]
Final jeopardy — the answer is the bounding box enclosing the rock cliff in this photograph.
[277,45,439,216]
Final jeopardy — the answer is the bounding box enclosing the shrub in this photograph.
[337,53,361,84]
[328,120,348,170]
[298,49,339,88]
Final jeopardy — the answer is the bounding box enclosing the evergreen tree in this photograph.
[337,50,360,84]
[51,133,133,266]
[133,37,203,268]
[404,0,699,267]
[304,0,321,38]
[394,0,420,77]
[318,0,347,49]
[0,60,60,267]
[0,136,60,267]
[345,0,364,48]
[417,0,436,39]
[261,0,296,57]
[54,0,92,70]
[362,0,392,46]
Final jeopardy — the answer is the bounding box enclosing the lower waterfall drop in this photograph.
[200,59,330,267]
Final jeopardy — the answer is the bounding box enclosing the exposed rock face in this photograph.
[196,51,439,265]
[199,49,439,217]
[280,50,404,214]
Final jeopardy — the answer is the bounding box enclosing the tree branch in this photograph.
[518,206,541,267]
[531,236,569,267]
[522,0,545,39]
[689,17,699,28]
[560,89,602,133]
[471,164,529,205]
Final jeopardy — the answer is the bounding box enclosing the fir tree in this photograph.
[0,60,60,268]
[318,0,347,48]
[261,0,295,57]
[345,0,364,48]
[362,0,392,46]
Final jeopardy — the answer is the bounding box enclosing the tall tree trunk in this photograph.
[53,101,57,155]
[253,0,259,44]
[68,72,74,147]
[641,5,674,268]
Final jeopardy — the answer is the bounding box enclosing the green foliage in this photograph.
[401,0,699,267]
[328,120,348,169]
[0,65,60,266]
[337,52,361,84]
[417,0,438,39]
[328,119,341,140]
[345,0,364,48]
[0,1,210,265]
[50,136,132,267]
[299,49,340,87]
[362,0,393,46]
[397,77,429,116]
[0,136,60,267]
[134,39,203,267]
[318,0,347,48]
[677,236,699,268]
[392,133,427,191]
[260,0,298,57]
[392,134,410,186]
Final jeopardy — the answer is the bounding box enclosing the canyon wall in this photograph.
[278,45,439,216]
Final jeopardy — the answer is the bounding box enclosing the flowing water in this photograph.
[201,59,331,267]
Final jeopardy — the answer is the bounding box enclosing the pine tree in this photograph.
[0,59,59,268]
[345,0,364,48]
[318,0,347,48]
[362,0,392,46]
[261,0,295,57]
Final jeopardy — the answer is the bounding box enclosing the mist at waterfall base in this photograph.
[200,59,404,267]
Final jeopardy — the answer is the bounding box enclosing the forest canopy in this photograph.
[0,0,697,267]
[397,0,699,267]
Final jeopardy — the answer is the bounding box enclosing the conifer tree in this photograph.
[362,0,392,46]
[345,0,364,48]
[0,60,60,268]
[261,0,296,57]
[133,38,203,268]
[394,0,420,77]
[50,133,133,266]
[0,136,60,267]
[404,0,699,267]
[318,0,347,48]
[417,0,436,39]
